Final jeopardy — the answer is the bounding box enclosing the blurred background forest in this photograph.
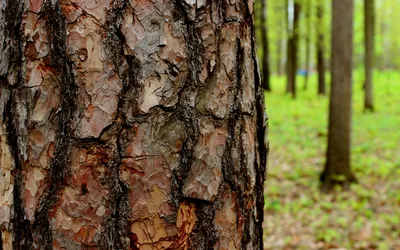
[255,0,400,249]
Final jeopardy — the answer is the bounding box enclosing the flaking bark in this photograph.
[0,0,268,249]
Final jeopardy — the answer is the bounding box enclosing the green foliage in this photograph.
[256,0,400,75]
[263,71,400,249]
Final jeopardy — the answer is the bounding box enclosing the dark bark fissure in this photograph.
[31,2,78,249]
[172,2,218,248]
[6,93,34,250]
[187,201,217,249]
[3,0,24,87]
[2,0,34,249]
[247,3,268,250]
[221,36,253,249]
[106,2,144,125]
[99,2,140,249]
[100,135,130,250]
[0,78,10,89]
[221,4,265,249]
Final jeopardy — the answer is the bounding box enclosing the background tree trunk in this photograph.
[261,0,271,91]
[277,1,287,77]
[286,0,301,98]
[285,0,291,93]
[364,0,375,111]
[277,24,286,76]
[0,0,268,249]
[322,0,356,190]
[316,0,326,95]
[303,0,311,90]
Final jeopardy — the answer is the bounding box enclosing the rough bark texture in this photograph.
[316,0,326,95]
[322,0,356,190]
[364,0,374,111]
[260,0,270,91]
[0,0,268,249]
[286,0,300,98]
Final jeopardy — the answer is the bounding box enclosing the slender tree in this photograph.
[277,1,287,76]
[285,0,291,93]
[277,22,286,76]
[261,0,271,91]
[364,0,375,110]
[322,0,356,190]
[286,0,301,98]
[303,0,312,90]
[316,0,326,95]
[0,0,268,249]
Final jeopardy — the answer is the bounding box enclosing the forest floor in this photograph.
[263,70,400,250]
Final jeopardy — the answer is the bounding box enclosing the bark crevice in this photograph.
[248,2,268,249]
[31,2,78,248]
[99,2,139,248]
[1,1,267,249]
[2,0,34,249]
[6,92,34,250]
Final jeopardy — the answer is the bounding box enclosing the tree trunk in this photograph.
[364,0,375,111]
[322,0,356,190]
[277,1,286,77]
[286,0,300,98]
[261,0,271,91]
[0,1,268,249]
[277,23,286,76]
[285,0,290,93]
[316,0,326,95]
[303,0,311,90]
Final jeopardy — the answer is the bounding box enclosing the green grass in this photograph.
[263,70,400,249]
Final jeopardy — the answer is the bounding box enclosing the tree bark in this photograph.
[277,1,286,76]
[261,0,271,91]
[277,22,286,76]
[303,0,311,90]
[0,1,268,249]
[286,0,300,98]
[285,0,290,92]
[322,0,356,190]
[316,0,326,95]
[364,0,374,111]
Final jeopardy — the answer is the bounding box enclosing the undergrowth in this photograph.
[263,70,400,249]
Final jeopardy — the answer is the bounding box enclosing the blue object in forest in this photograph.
[298,69,307,76]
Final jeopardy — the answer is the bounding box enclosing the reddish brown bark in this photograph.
[1,0,268,249]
